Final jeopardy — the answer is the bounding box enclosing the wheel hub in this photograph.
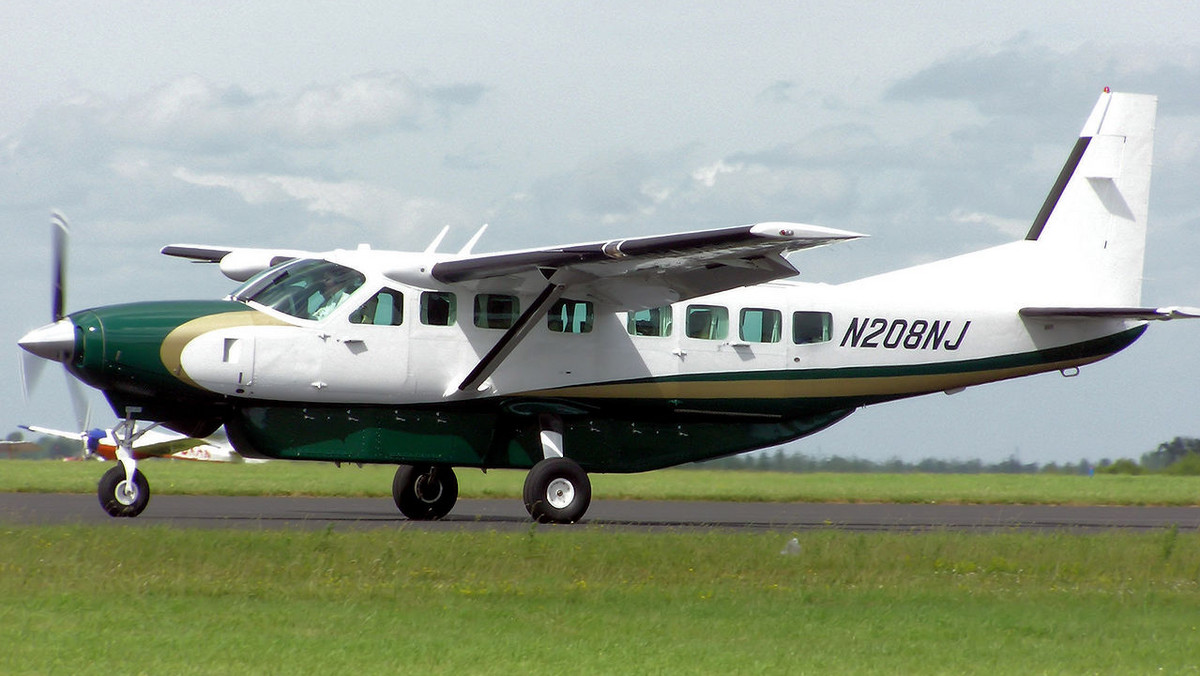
[115,480,139,506]
[413,474,443,504]
[545,477,575,509]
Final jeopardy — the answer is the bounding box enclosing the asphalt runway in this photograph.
[2,492,1197,533]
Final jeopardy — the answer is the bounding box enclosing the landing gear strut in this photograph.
[393,464,458,520]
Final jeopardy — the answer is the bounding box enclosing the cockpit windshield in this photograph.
[231,259,366,321]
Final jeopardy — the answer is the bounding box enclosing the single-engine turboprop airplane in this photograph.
[17,90,1198,523]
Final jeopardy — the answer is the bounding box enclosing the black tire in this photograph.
[97,465,150,518]
[523,457,591,524]
[392,464,458,520]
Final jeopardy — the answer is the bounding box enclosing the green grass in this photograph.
[1,525,1198,674]
[3,459,1200,505]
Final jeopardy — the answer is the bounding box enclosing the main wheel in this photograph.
[98,465,150,518]
[393,464,458,520]
[523,457,591,524]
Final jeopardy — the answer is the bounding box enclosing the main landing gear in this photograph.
[392,464,459,520]
[97,412,156,518]
[390,415,594,525]
[520,413,591,524]
[523,456,591,524]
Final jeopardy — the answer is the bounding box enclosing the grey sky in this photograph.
[5,1,1200,463]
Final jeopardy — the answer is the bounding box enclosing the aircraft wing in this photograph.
[430,222,864,309]
[19,425,85,441]
[161,244,308,282]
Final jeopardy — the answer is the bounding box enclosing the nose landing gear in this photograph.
[97,412,156,518]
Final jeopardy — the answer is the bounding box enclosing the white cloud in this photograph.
[948,208,1029,238]
[171,166,462,238]
[691,160,744,188]
[112,72,482,151]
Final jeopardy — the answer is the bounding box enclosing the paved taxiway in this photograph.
[2,493,1197,532]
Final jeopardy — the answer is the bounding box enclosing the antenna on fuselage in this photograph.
[458,224,489,256]
[424,225,450,254]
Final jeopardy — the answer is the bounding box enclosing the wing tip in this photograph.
[750,222,867,241]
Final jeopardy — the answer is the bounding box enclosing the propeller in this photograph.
[19,212,92,430]
[52,211,68,321]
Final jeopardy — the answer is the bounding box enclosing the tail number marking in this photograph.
[840,318,970,351]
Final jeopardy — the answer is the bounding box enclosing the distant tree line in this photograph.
[2,431,81,460]
[6,428,1200,475]
[691,437,1200,476]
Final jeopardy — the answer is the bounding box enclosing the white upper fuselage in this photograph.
[172,243,1139,407]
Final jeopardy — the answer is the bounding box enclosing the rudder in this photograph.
[1025,90,1157,306]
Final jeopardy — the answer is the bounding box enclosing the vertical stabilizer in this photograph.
[1024,90,1157,306]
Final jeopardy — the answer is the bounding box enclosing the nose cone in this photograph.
[18,319,75,363]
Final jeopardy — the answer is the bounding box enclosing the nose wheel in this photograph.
[98,465,150,517]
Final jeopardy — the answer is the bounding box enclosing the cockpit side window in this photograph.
[350,289,404,326]
[241,259,366,321]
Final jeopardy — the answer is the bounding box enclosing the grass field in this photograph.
[1,525,1198,674]
[4,461,1199,672]
[2,458,1200,505]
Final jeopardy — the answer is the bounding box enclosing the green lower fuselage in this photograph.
[60,299,1144,473]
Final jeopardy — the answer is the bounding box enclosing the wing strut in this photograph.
[457,283,567,392]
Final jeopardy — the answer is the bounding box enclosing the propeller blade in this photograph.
[51,212,69,321]
[18,350,47,402]
[65,374,91,433]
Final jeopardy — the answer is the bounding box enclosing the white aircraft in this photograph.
[19,424,253,463]
[18,89,1197,522]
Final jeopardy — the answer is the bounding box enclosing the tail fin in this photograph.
[1024,90,1157,306]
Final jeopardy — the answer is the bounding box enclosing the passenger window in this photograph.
[793,311,833,344]
[740,308,782,343]
[349,289,404,326]
[421,291,457,326]
[685,305,728,340]
[548,299,594,333]
[627,306,673,337]
[474,294,520,329]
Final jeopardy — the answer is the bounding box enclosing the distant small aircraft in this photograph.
[18,89,1198,522]
[19,424,252,463]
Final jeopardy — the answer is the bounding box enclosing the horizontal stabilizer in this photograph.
[1020,306,1200,321]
